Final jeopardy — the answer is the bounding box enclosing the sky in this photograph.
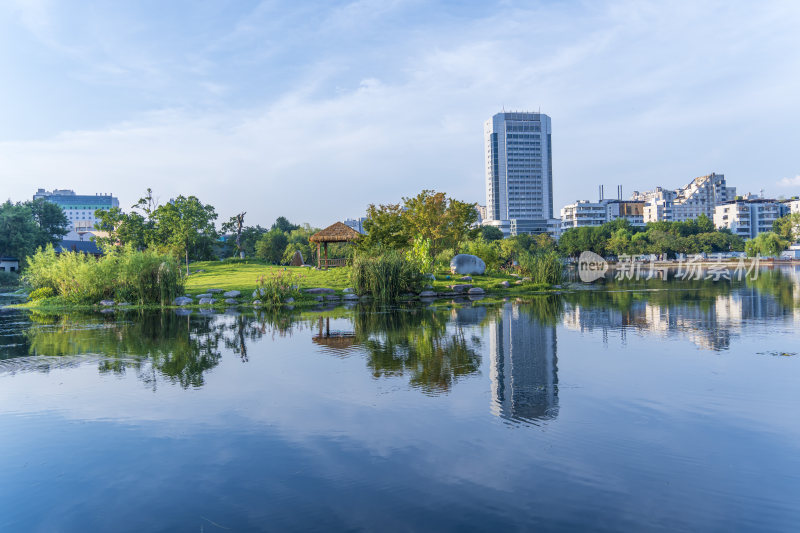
[1,0,799,228]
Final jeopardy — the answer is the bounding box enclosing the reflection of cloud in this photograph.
[778,175,800,187]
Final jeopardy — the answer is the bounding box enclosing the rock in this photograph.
[314,296,323,301]
[324,294,340,300]
[425,274,436,280]
[424,284,433,289]
[196,293,212,299]
[459,276,473,281]
[515,280,524,285]
[117,302,130,306]
[552,284,562,289]
[173,296,193,306]
[448,284,473,293]
[198,298,215,305]
[99,300,115,306]
[522,277,532,282]
[305,288,335,294]
[208,289,223,294]
[252,300,262,306]
[224,298,238,304]
[290,250,304,267]
[419,290,437,298]
[498,281,510,288]
[284,297,295,303]
[450,254,486,275]
[467,287,485,295]
[223,290,241,298]
[343,294,359,300]
[343,288,354,293]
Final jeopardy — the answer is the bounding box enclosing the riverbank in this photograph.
[10,260,565,311]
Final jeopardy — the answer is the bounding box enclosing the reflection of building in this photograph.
[563,287,795,350]
[488,304,558,423]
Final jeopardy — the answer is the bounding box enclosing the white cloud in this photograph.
[2,1,800,226]
[777,175,800,188]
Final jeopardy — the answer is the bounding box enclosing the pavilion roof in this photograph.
[309,222,362,243]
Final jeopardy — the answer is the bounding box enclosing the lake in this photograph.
[1,269,799,531]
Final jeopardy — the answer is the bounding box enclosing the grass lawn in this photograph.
[185,260,557,297]
[185,260,353,295]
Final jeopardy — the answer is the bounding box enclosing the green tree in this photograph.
[255,229,289,264]
[28,198,69,245]
[745,231,788,257]
[361,203,408,250]
[480,225,504,241]
[773,213,800,243]
[272,216,299,233]
[153,196,218,274]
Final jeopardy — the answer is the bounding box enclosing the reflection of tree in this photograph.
[24,311,222,389]
[353,306,482,394]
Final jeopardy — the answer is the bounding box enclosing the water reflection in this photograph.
[488,303,559,423]
[351,306,483,394]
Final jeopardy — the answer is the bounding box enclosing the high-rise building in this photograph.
[34,189,119,231]
[631,173,736,223]
[483,111,555,236]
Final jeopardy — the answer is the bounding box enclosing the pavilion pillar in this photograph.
[324,242,329,270]
[317,242,321,269]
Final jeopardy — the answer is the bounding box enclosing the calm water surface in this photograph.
[1,270,799,531]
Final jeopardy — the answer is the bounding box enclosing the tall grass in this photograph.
[518,250,564,286]
[351,250,424,301]
[24,244,184,305]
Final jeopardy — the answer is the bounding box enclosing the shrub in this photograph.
[253,270,302,306]
[461,238,501,272]
[433,248,456,271]
[518,251,563,286]
[23,244,184,305]
[0,271,19,288]
[28,287,54,301]
[351,250,424,301]
[405,235,432,274]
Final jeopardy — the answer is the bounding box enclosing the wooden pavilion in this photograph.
[309,222,361,269]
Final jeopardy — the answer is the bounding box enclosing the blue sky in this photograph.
[1,0,799,226]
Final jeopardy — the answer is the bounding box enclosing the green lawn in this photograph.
[185,260,556,297]
[185,260,353,295]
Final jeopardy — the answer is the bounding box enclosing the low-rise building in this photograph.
[0,257,19,273]
[714,196,789,239]
[561,199,644,230]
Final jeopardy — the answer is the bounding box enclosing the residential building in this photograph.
[714,196,789,239]
[561,195,644,230]
[784,198,800,215]
[632,173,736,223]
[34,189,119,231]
[483,111,554,237]
[474,204,487,224]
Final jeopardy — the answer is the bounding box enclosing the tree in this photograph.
[255,229,288,264]
[745,231,788,257]
[360,203,408,250]
[272,216,299,233]
[0,200,70,263]
[480,225,504,242]
[0,201,39,260]
[153,196,218,274]
[28,198,69,246]
[773,213,800,243]
[401,190,477,255]
[221,212,247,258]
